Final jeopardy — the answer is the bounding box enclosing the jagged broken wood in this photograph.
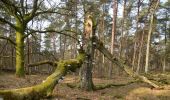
[0,50,85,100]
[93,37,159,88]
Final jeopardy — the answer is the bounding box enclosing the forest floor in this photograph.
[0,71,170,100]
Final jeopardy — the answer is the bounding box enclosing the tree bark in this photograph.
[80,14,95,91]
[109,0,118,79]
[80,38,94,91]
[132,0,140,69]
[145,0,159,73]
[136,30,144,73]
[119,0,126,58]
[163,12,167,72]
[145,15,153,73]
[15,21,25,77]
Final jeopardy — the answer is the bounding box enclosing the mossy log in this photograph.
[93,37,159,88]
[0,51,85,100]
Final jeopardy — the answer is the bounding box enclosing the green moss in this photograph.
[15,20,25,77]
[15,31,25,77]
[76,52,86,63]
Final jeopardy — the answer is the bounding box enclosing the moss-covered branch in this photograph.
[0,51,85,100]
[93,37,159,88]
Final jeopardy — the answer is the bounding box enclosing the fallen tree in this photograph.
[93,37,160,88]
[0,37,168,99]
[0,50,85,100]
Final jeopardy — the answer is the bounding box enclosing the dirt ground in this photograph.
[0,71,170,100]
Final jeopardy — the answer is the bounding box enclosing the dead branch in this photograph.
[28,60,57,67]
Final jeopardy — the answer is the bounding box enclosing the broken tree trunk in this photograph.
[80,14,96,91]
[93,37,159,88]
[0,37,162,100]
[0,50,85,100]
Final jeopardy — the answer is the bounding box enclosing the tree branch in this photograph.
[24,29,79,42]
[0,17,17,30]
[29,0,39,19]
[34,10,73,17]
[0,36,16,45]
[0,0,23,21]
[20,0,25,15]
[28,60,57,67]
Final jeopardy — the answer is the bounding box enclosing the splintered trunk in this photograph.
[80,14,95,91]
[15,22,25,77]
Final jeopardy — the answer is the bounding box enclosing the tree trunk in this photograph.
[145,0,159,73]
[11,44,14,69]
[119,0,126,58]
[163,58,166,72]
[109,0,118,79]
[136,30,144,73]
[132,0,140,70]
[15,26,25,77]
[80,38,95,91]
[145,14,154,73]
[80,63,94,91]
[163,13,167,72]
[80,14,95,91]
